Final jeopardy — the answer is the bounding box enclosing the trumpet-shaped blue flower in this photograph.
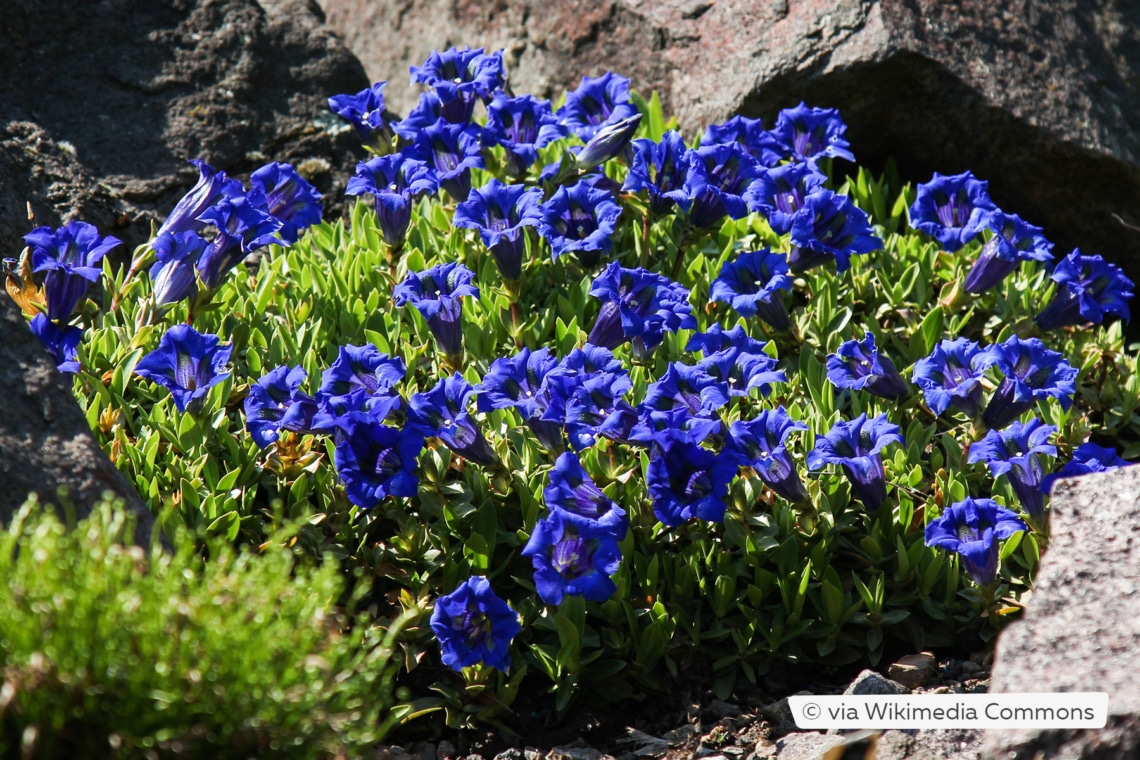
[134,325,232,413]
[313,345,406,430]
[244,365,315,449]
[409,374,498,467]
[969,418,1056,519]
[623,131,692,215]
[709,249,794,330]
[689,324,786,397]
[1040,442,1134,495]
[724,408,809,503]
[647,438,738,526]
[477,347,565,451]
[1036,249,1134,330]
[28,313,82,373]
[26,221,121,321]
[345,154,439,246]
[808,413,903,511]
[744,162,828,235]
[767,103,854,163]
[787,189,881,273]
[558,72,639,141]
[545,452,628,538]
[909,170,997,251]
[196,194,283,289]
[149,231,206,307]
[484,94,569,176]
[453,179,543,281]
[410,47,504,122]
[682,143,763,228]
[333,419,423,507]
[328,81,391,144]
[979,336,1077,429]
[394,262,479,359]
[406,119,484,201]
[249,162,323,245]
[643,362,731,416]
[826,331,908,400]
[393,91,450,140]
[430,576,520,673]
[912,338,987,417]
[702,115,783,166]
[962,211,1053,293]
[523,508,622,605]
[925,497,1027,585]
[574,114,642,171]
[628,407,721,448]
[538,346,634,450]
[537,181,622,266]
[156,158,244,237]
[586,262,695,357]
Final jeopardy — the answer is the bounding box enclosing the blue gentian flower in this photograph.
[909,170,997,252]
[156,158,244,237]
[477,347,564,452]
[244,365,314,449]
[545,452,628,539]
[1036,249,1134,330]
[345,153,439,247]
[537,181,622,266]
[394,262,479,359]
[826,331,908,400]
[808,413,903,511]
[767,103,855,163]
[393,90,449,139]
[1040,442,1134,495]
[724,408,809,503]
[962,211,1054,293]
[409,374,498,467]
[627,407,721,448]
[787,189,881,273]
[709,249,794,330]
[410,47,505,122]
[313,345,406,430]
[333,419,423,507]
[744,162,828,234]
[25,221,121,322]
[406,119,484,201]
[688,323,787,397]
[574,114,642,171]
[925,497,1027,585]
[646,438,739,526]
[682,143,763,228]
[430,576,520,673]
[538,346,634,451]
[586,262,695,357]
[558,72,639,141]
[523,508,622,605]
[979,336,1078,430]
[453,179,544,281]
[702,115,783,166]
[248,162,323,245]
[149,231,206,307]
[328,81,391,144]
[643,362,731,416]
[196,194,283,290]
[623,131,692,215]
[912,338,987,417]
[484,94,569,176]
[28,313,82,373]
[969,418,1056,519]
[133,324,232,413]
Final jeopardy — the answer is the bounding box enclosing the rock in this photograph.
[983,466,1140,759]
[772,732,844,760]
[959,660,983,676]
[318,0,1140,312]
[547,745,603,760]
[436,740,456,760]
[844,669,911,696]
[887,652,938,690]
[493,751,523,760]
[524,749,543,760]
[707,699,743,720]
[874,729,983,760]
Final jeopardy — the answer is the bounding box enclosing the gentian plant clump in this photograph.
[12,44,1140,732]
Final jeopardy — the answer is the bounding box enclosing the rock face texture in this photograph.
[318,0,1140,297]
[0,0,368,536]
[983,466,1140,759]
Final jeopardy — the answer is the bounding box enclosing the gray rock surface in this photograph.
[0,0,367,535]
[983,466,1140,759]
[844,669,911,696]
[317,0,1140,305]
